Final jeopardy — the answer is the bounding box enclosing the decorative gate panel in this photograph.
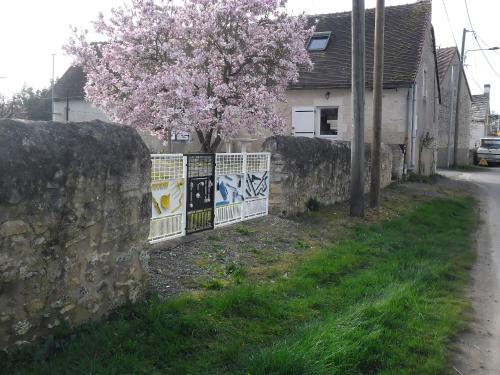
[244,153,270,219]
[214,153,245,226]
[186,154,215,234]
[150,152,270,242]
[149,154,186,243]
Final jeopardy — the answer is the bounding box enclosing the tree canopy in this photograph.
[0,86,51,120]
[66,0,313,151]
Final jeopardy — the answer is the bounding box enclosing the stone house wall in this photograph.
[470,120,487,149]
[0,119,151,349]
[406,23,440,176]
[275,30,438,176]
[437,58,472,167]
[263,136,393,216]
[277,87,409,145]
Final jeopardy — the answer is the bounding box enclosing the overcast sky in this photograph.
[1,0,500,111]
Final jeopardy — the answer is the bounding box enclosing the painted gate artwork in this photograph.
[186,154,216,234]
[245,172,269,199]
[215,153,245,226]
[243,153,270,219]
[149,152,270,242]
[214,153,270,227]
[149,154,186,242]
[216,174,244,207]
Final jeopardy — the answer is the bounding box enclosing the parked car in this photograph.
[475,137,500,165]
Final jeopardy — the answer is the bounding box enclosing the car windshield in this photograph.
[481,139,500,149]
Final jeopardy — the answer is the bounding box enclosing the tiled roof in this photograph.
[471,94,489,122]
[292,1,433,89]
[436,46,472,99]
[436,47,456,83]
[56,4,434,97]
[53,65,87,100]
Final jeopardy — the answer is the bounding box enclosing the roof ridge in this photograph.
[436,46,458,83]
[407,1,433,84]
[307,1,430,19]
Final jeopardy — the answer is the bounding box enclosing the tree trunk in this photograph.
[197,129,222,153]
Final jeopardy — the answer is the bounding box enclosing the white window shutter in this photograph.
[292,107,315,138]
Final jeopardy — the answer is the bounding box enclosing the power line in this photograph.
[463,0,475,35]
[463,0,500,79]
[440,0,459,49]
[475,32,500,57]
[464,65,483,91]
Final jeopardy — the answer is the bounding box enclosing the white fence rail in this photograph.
[149,152,270,243]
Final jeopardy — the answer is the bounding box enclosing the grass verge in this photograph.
[2,197,476,374]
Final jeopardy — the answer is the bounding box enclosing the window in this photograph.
[307,32,332,51]
[292,107,315,138]
[481,139,500,149]
[319,107,338,136]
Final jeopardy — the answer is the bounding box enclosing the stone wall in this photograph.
[388,144,405,180]
[437,55,472,168]
[263,136,392,216]
[0,119,151,349]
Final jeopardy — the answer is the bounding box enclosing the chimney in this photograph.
[484,84,491,96]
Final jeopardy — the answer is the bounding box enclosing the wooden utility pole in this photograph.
[446,65,456,167]
[350,0,365,217]
[453,28,470,167]
[51,54,55,121]
[369,0,385,208]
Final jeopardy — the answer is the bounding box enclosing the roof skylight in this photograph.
[307,31,332,51]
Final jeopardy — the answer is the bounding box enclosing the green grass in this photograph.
[1,197,476,375]
[406,173,443,184]
[235,224,253,235]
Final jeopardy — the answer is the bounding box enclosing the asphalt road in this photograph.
[440,167,500,374]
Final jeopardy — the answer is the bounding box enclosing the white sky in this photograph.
[1,0,500,111]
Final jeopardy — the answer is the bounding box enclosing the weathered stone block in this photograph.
[0,119,151,349]
[0,220,30,237]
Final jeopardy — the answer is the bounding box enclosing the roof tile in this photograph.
[293,1,432,89]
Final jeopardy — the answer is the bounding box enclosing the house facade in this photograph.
[435,47,472,167]
[470,85,492,149]
[277,0,440,175]
[52,66,107,123]
[55,0,440,176]
[52,66,190,153]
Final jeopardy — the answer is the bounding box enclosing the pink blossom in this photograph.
[65,0,313,151]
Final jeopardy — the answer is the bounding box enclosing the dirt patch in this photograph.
[147,176,473,300]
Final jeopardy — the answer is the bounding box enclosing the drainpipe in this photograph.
[446,65,456,167]
[405,85,416,173]
[404,88,411,175]
[410,84,417,170]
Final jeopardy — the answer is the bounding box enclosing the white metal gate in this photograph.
[214,152,270,227]
[149,152,270,243]
[148,154,186,243]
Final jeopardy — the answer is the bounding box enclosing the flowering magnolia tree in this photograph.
[65,0,313,152]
